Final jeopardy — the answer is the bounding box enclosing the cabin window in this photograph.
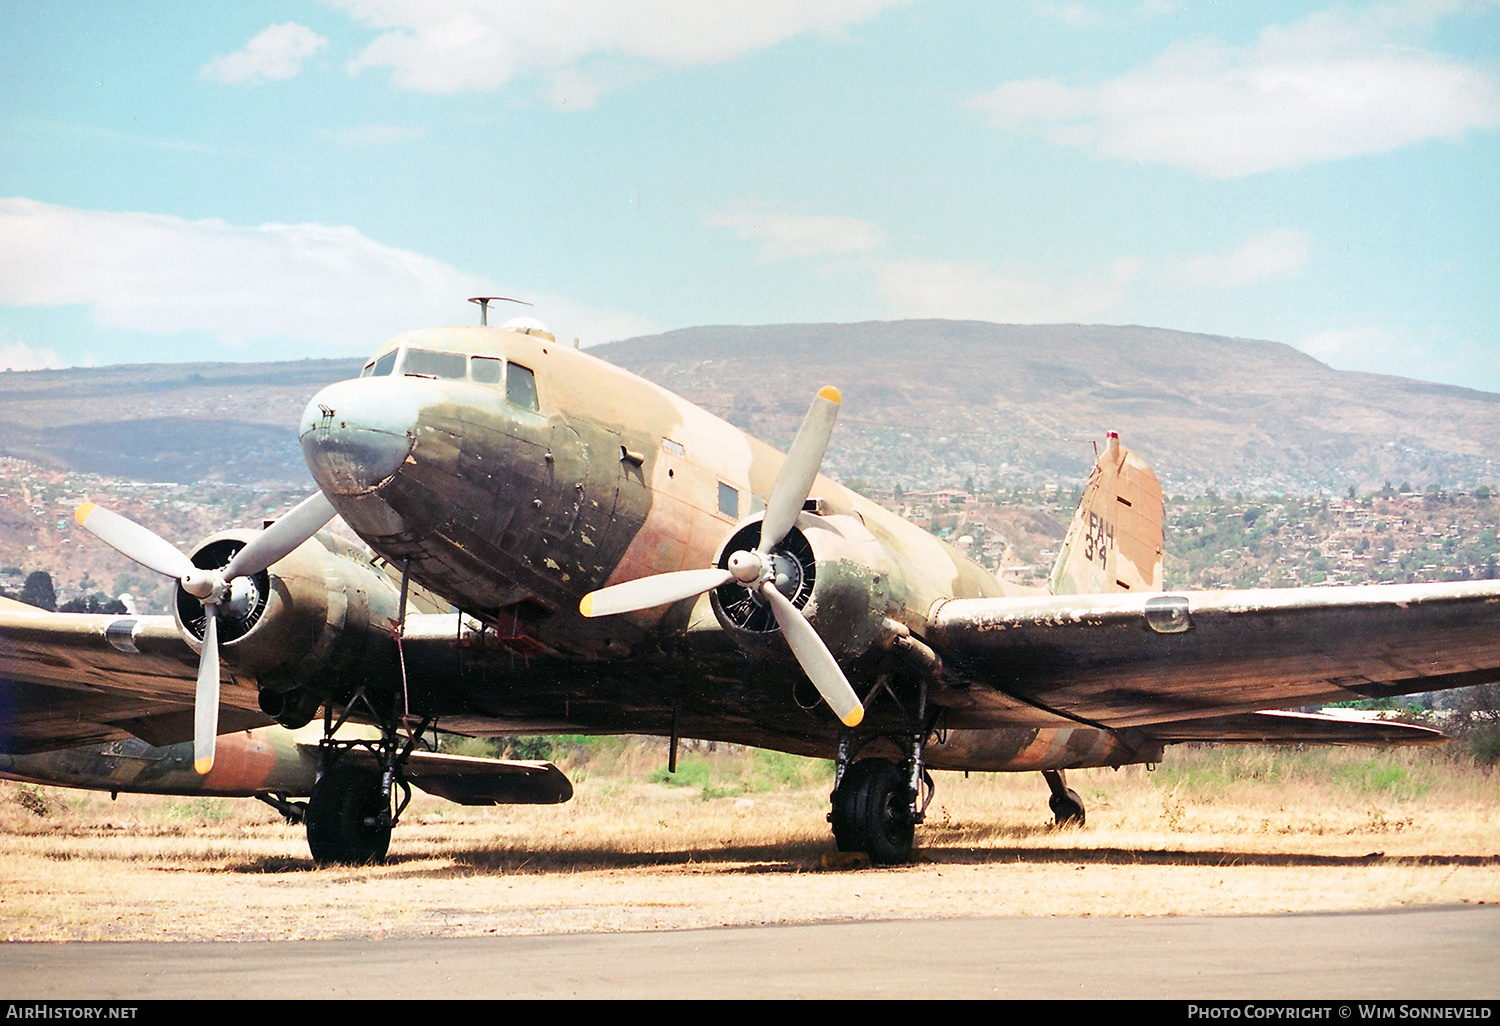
[507,363,539,411]
[470,356,503,385]
[363,350,398,377]
[662,438,685,456]
[718,482,740,518]
[403,348,466,379]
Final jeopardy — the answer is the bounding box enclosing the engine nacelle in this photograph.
[709,510,900,669]
[173,528,404,702]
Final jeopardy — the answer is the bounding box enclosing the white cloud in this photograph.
[1160,229,1313,287]
[1301,325,1400,366]
[0,337,65,372]
[706,205,886,260]
[1027,2,1102,27]
[202,23,329,84]
[887,233,1316,321]
[326,0,909,104]
[878,256,1144,323]
[1299,323,1500,391]
[970,3,1500,176]
[712,205,1312,321]
[0,197,656,360]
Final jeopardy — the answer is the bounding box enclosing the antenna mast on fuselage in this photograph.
[467,296,533,326]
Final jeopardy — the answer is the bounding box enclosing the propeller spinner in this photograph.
[75,491,337,773]
[580,386,864,728]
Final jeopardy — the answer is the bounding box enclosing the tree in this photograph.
[19,571,56,611]
[59,593,128,615]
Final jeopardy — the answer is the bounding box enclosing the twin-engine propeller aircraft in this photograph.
[4,308,1497,867]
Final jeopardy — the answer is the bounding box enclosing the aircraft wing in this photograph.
[927,580,1500,730]
[0,602,271,754]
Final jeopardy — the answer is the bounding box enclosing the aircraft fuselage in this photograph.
[301,326,997,645]
[296,324,1154,770]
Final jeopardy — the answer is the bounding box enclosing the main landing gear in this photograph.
[303,688,430,866]
[830,757,921,865]
[306,763,392,865]
[828,671,936,866]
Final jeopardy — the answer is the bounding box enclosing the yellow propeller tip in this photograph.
[75,502,94,526]
[841,708,864,728]
[578,595,594,617]
[817,385,841,404]
[193,757,214,775]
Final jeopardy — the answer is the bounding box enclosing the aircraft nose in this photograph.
[299,378,420,496]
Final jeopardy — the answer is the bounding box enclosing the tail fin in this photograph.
[1047,432,1163,595]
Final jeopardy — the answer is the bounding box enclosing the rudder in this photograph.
[1047,432,1163,595]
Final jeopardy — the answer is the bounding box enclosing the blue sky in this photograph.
[2,1,1497,391]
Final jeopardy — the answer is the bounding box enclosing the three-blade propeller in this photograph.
[580,386,863,728]
[75,491,337,773]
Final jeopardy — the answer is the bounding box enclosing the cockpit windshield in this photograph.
[401,348,467,379]
[362,349,399,377]
[358,345,540,411]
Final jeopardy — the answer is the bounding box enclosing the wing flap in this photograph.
[1143,709,1448,746]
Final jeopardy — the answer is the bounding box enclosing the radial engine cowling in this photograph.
[710,509,896,668]
[173,528,402,697]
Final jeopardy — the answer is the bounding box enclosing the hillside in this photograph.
[0,358,362,488]
[594,322,1500,496]
[0,322,1495,495]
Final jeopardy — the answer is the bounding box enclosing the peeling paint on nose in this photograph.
[299,378,420,496]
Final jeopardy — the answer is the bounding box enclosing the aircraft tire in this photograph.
[1049,787,1086,827]
[830,758,914,865]
[305,764,391,865]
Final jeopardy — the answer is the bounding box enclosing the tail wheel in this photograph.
[1049,788,1086,827]
[306,764,391,865]
[831,758,914,866]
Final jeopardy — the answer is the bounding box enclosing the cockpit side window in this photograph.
[470,355,503,384]
[507,363,539,411]
[403,348,466,379]
[364,350,398,377]
[718,482,740,518]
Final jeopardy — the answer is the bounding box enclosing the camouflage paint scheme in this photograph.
[0,726,319,798]
[2,320,1491,814]
[291,325,1486,770]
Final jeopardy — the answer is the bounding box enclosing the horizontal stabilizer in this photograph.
[1145,709,1448,747]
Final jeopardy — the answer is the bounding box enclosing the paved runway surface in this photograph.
[2,905,1496,999]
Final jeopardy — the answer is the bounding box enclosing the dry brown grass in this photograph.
[2,741,1496,942]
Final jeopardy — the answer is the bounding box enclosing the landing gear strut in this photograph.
[304,687,429,866]
[1043,769,1086,826]
[828,665,937,865]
